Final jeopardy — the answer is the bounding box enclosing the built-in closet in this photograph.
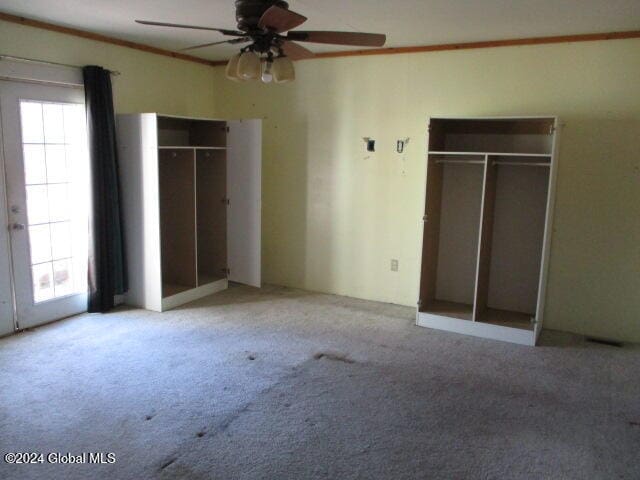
[417,117,559,345]
[117,114,262,312]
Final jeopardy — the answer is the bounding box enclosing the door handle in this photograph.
[10,223,25,231]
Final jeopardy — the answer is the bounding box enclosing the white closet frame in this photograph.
[416,116,560,346]
[117,114,261,312]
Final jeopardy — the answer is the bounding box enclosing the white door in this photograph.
[0,81,89,330]
[227,120,261,287]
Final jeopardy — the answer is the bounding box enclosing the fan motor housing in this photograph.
[235,0,289,31]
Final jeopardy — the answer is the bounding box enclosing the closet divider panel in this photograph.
[196,149,227,286]
[472,155,496,321]
[159,149,197,297]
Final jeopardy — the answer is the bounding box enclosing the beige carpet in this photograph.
[1,284,639,479]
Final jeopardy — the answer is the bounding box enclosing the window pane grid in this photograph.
[23,182,70,188]
[21,100,88,304]
[28,219,72,228]
[31,257,73,267]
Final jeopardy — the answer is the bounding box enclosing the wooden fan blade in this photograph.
[287,31,386,47]
[258,6,307,33]
[180,37,250,52]
[135,20,244,36]
[280,41,315,60]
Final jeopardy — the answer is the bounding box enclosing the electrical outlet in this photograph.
[391,259,399,272]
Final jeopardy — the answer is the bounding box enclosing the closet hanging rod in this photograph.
[0,54,120,75]
[492,161,551,167]
[435,159,485,165]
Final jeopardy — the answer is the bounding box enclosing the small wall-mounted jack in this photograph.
[397,138,410,153]
[363,137,376,152]
[391,259,399,272]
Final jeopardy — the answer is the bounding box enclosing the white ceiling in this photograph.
[0,0,638,61]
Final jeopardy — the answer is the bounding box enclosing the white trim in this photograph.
[161,278,228,312]
[0,58,83,87]
[0,92,16,335]
[416,311,535,346]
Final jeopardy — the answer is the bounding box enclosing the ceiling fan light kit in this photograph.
[225,53,243,81]
[272,56,295,83]
[136,0,387,84]
[237,51,262,79]
[261,60,274,83]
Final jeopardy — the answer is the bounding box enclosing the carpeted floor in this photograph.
[1,284,639,480]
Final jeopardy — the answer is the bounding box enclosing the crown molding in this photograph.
[2,11,638,69]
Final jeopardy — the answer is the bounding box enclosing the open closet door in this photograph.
[227,119,261,288]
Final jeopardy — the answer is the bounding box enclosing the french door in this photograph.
[0,80,89,331]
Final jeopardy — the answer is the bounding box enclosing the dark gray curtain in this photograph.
[83,65,127,313]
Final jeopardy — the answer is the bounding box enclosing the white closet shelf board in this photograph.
[158,146,227,150]
[416,310,535,346]
[162,278,228,312]
[429,151,551,157]
[478,308,534,331]
[421,300,474,321]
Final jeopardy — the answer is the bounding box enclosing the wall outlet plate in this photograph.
[391,259,399,272]
[367,139,376,152]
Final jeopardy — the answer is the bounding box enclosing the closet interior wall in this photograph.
[157,116,228,299]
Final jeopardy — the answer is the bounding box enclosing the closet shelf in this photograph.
[435,159,485,165]
[421,300,474,321]
[477,308,535,331]
[158,146,227,150]
[429,151,551,158]
[492,161,551,167]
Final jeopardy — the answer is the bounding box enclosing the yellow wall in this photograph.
[1,19,638,342]
[0,20,216,116]
[209,39,640,343]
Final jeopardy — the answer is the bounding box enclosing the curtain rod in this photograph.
[0,54,121,75]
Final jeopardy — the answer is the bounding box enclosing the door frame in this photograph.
[0,58,84,334]
[0,104,16,336]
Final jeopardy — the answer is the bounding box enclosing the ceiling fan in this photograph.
[136,0,387,83]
